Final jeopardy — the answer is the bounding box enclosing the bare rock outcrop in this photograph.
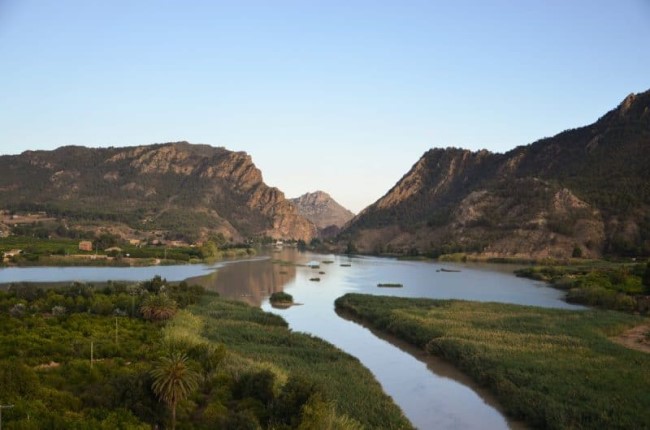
[290,191,354,235]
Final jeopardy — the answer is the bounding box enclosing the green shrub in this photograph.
[269,291,293,304]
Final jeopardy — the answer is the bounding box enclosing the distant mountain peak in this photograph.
[290,191,354,234]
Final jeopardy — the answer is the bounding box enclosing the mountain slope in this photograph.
[342,90,650,258]
[290,191,354,236]
[0,142,317,242]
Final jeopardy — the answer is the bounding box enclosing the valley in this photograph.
[0,88,649,429]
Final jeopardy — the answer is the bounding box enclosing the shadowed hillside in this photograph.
[342,90,650,258]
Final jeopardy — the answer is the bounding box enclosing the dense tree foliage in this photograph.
[0,279,410,429]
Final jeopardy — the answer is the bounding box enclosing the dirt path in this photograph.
[612,323,650,353]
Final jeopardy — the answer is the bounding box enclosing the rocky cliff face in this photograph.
[343,89,650,258]
[290,191,354,236]
[0,142,317,242]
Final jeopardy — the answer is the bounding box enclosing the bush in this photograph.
[140,294,177,321]
[52,305,67,316]
[572,245,583,258]
[0,360,38,398]
[234,369,276,405]
[9,303,26,318]
[269,292,293,304]
[272,375,321,428]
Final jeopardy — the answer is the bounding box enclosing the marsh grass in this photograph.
[336,293,650,430]
[191,294,412,429]
[515,262,646,311]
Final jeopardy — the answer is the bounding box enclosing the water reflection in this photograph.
[337,309,527,430]
[186,256,296,306]
[257,251,528,429]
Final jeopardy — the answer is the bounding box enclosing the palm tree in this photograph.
[150,352,201,430]
[140,293,178,321]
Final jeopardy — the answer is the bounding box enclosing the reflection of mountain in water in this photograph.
[186,257,296,306]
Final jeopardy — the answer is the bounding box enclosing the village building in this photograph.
[79,241,93,252]
[2,249,22,262]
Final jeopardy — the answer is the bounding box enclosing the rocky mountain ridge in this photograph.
[342,90,650,258]
[0,142,317,242]
[290,191,354,236]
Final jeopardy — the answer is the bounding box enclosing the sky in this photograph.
[1,1,649,213]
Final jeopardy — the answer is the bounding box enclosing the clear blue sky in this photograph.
[1,1,649,212]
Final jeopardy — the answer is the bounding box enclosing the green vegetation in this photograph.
[269,291,294,305]
[190,295,411,429]
[336,293,650,430]
[151,352,201,430]
[0,280,411,429]
[140,294,179,321]
[643,262,650,294]
[515,261,648,312]
[0,279,188,428]
[0,235,254,267]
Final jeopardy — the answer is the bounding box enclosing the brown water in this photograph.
[190,249,581,429]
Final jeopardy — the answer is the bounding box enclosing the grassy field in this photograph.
[335,293,650,430]
[0,236,82,255]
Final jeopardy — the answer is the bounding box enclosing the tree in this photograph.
[200,241,219,259]
[572,245,583,258]
[140,294,177,321]
[150,352,201,430]
[643,262,650,294]
[95,232,119,250]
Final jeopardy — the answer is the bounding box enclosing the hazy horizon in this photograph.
[1,1,649,212]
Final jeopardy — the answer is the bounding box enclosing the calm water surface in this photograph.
[0,250,582,429]
[193,249,581,429]
[0,257,268,284]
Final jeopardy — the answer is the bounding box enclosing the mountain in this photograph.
[342,90,650,258]
[290,191,355,237]
[0,142,317,242]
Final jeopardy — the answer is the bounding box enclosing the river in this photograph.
[0,249,582,429]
